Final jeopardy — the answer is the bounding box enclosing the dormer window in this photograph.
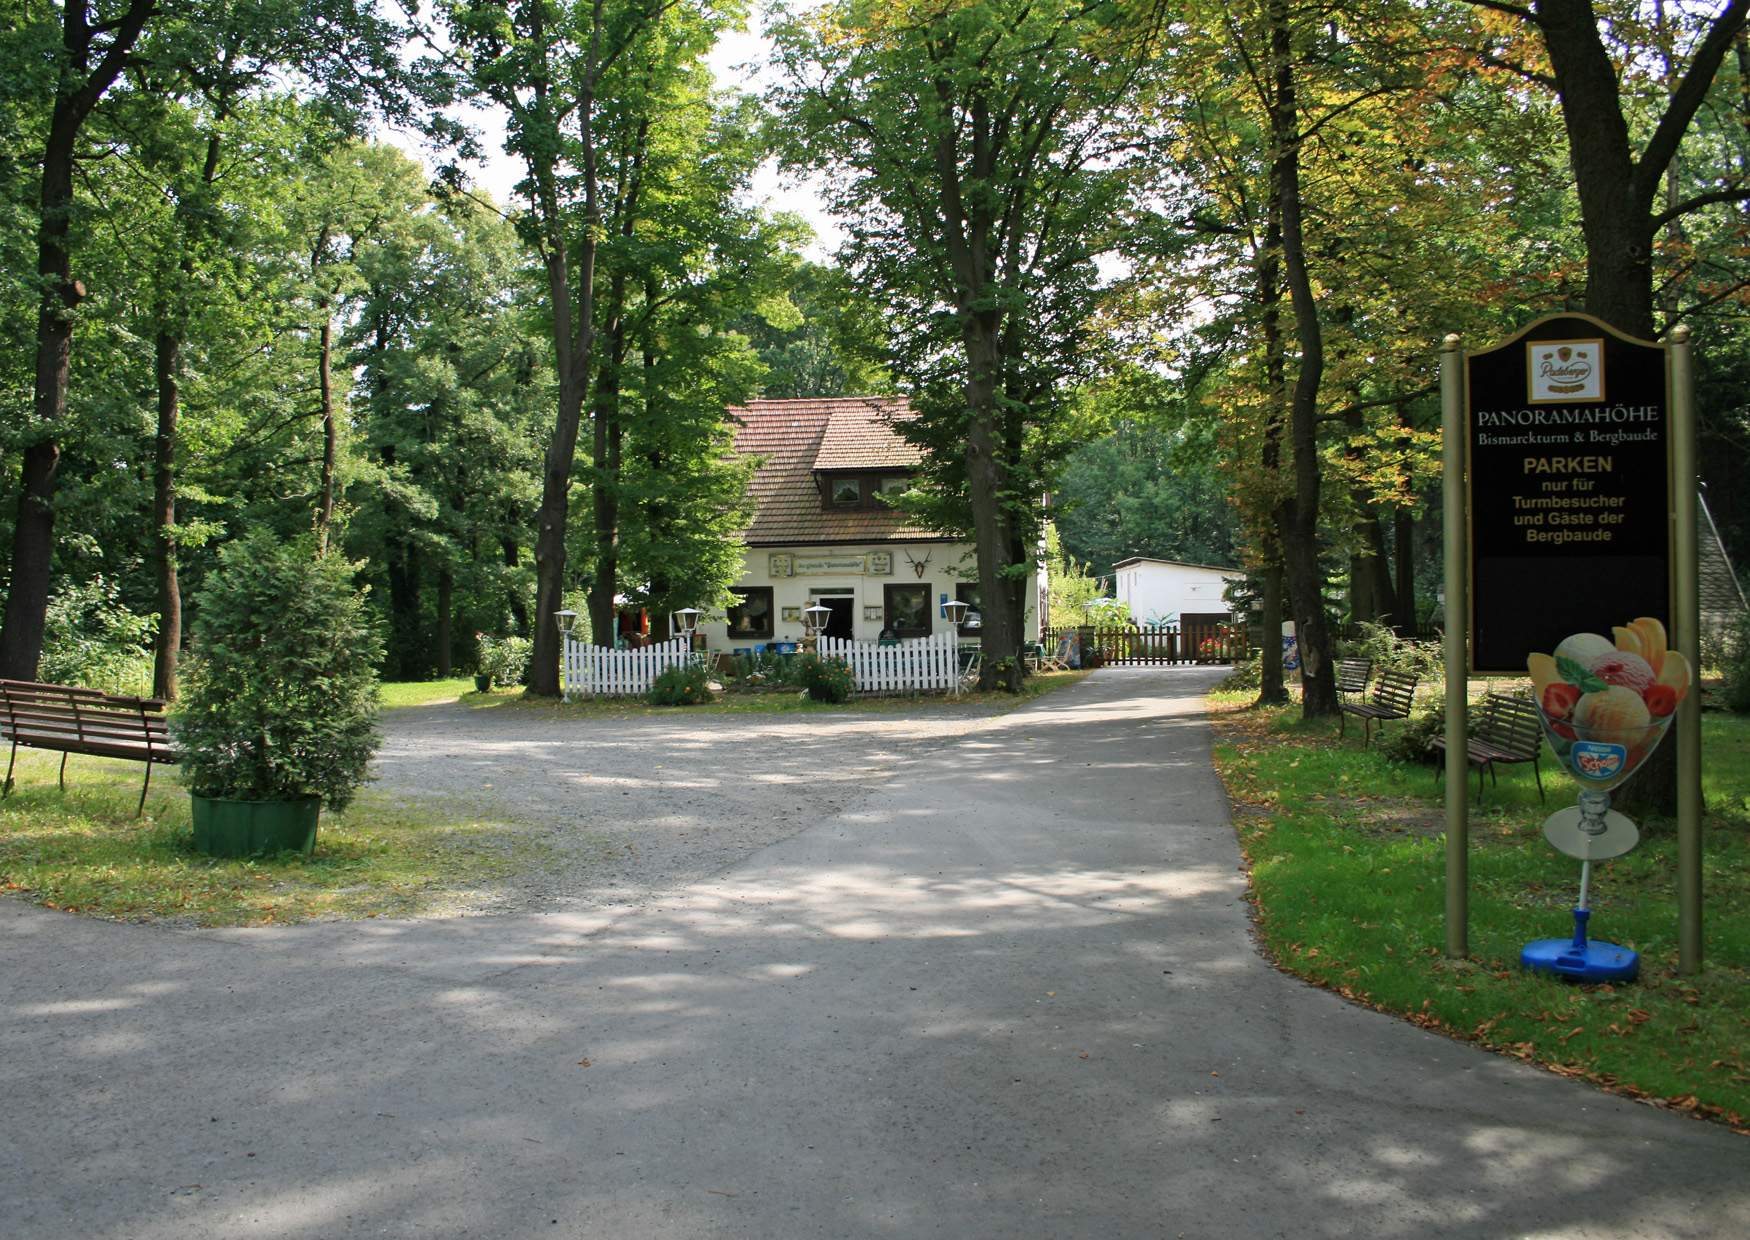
[818,471,914,510]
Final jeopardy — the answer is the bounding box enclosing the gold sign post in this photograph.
[1670,326,1703,974]
[1441,334,1469,958]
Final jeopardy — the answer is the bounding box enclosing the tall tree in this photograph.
[1,0,159,680]
[444,0,729,695]
[772,0,1166,689]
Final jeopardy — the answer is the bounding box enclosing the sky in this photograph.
[380,16,844,259]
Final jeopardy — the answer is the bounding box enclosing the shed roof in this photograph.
[1112,555,1244,575]
[728,397,945,547]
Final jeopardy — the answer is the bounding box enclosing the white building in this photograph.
[1111,556,1243,628]
[699,397,1041,650]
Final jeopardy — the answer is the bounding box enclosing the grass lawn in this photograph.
[1209,691,1750,1133]
[0,750,526,927]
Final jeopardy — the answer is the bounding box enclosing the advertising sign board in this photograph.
[1465,314,1671,673]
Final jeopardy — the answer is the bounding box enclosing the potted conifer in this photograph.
[174,532,383,857]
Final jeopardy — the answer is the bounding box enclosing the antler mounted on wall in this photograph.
[903,550,932,579]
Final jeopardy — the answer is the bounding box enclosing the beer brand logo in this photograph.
[1528,338,1605,402]
[1571,740,1626,782]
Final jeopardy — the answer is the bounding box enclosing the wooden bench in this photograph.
[1339,669,1418,746]
[1430,691,1545,804]
[1336,657,1372,702]
[1,679,175,816]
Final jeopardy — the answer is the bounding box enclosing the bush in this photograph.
[1338,620,1443,680]
[39,575,156,696]
[477,633,530,686]
[648,662,712,706]
[1722,610,1750,715]
[1378,705,1481,766]
[798,653,855,703]
[173,533,383,811]
[1216,653,1262,693]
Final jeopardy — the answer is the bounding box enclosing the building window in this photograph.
[955,582,983,631]
[819,471,915,510]
[726,587,774,639]
[885,584,931,639]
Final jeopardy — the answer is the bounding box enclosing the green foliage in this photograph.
[647,662,713,706]
[173,534,383,810]
[1215,653,1262,694]
[1375,708,1473,767]
[1336,621,1443,681]
[797,653,855,704]
[39,576,156,696]
[1722,610,1750,715]
[476,634,531,686]
[1043,527,1130,629]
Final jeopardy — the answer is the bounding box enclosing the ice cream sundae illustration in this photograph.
[1521,617,1690,980]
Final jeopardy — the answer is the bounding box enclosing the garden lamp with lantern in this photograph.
[943,598,970,631]
[671,607,701,642]
[803,601,832,648]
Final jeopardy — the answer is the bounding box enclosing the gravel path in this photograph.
[372,694,1041,916]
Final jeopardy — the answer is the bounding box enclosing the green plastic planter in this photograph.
[474,674,493,692]
[191,794,320,858]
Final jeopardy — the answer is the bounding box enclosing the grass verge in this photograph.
[1208,691,1750,1133]
[0,750,528,927]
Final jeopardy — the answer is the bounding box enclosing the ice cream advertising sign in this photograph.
[1465,314,1671,673]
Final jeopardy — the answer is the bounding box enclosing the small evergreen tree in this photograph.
[174,533,383,809]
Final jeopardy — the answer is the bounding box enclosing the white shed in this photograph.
[1112,557,1242,628]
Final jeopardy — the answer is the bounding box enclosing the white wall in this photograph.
[700,541,1040,648]
[1114,562,1240,626]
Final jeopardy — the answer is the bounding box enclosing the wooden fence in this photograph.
[562,636,697,699]
[1044,624,1249,666]
[817,631,963,695]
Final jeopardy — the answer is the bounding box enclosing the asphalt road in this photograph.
[2,667,1743,1239]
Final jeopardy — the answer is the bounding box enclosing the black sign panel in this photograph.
[1466,314,1670,673]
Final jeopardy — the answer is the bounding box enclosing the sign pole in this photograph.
[1442,333,1469,959]
[1670,325,1703,974]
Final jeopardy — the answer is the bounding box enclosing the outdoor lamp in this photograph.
[671,607,701,637]
[553,609,579,636]
[943,598,970,629]
[803,602,832,636]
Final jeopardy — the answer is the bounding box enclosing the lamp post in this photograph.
[945,598,973,696]
[671,607,700,647]
[553,609,579,702]
[802,601,832,651]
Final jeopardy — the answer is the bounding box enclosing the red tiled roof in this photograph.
[728,397,945,546]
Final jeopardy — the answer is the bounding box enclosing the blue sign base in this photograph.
[1521,931,1639,983]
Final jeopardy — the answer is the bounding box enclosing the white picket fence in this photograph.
[818,631,963,695]
[562,636,696,700]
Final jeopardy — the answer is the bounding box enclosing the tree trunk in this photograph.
[502,535,529,635]
[964,317,1023,691]
[1270,0,1338,717]
[317,313,338,551]
[1394,507,1416,632]
[586,285,627,646]
[152,329,182,700]
[1255,561,1289,706]
[436,567,453,677]
[0,0,154,681]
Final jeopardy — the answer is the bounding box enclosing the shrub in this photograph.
[798,653,855,703]
[39,575,156,696]
[648,662,712,706]
[1338,620,1443,680]
[477,633,531,686]
[1722,610,1750,715]
[1216,653,1262,693]
[1378,704,1481,766]
[173,533,383,811]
